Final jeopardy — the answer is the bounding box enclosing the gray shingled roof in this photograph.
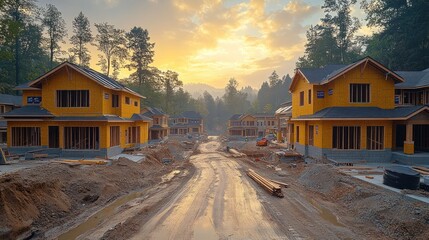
[229,114,243,120]
[253,113,275,118]
[17,62,143,98]
[295,106,428,120]
[142,107,166,117]
[0,94,22,106]
[150,125,166,130]
[2,105,53,118]
[170,123,202,128]
[130,113,153,121]
[395,69,429,89]
[54,116,128,121]
[299,65,347,84]
[171,111,202,119]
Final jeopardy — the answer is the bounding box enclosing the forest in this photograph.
[1,0,428,132]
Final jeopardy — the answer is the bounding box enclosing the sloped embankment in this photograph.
[0,155,168,239]
[299,164,429,240]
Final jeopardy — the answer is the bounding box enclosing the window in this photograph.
[0,105,4,113]
[350,84,370,103]
[125,97,130,105]
[296,126,300,142]
[309,125,314,146]
[56,90,89,107]
[110,126,120,147]
[134,101,138,107]
[332,126,361,149]
[300,91,304,106]
[308,90,312,104]
[112,94,119,108]
[11,127,41,146]
[367,126,384,150]
[64,127,99,149]
[127,126,140,144]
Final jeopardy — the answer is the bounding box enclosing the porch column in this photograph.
[404,123,414,155]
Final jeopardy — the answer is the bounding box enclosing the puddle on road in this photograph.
[193,217,218,240]
[309,199,344,227]
[57,191,145,240]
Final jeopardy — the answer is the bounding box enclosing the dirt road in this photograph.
[131,138,287,239]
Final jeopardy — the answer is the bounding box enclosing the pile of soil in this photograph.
[0,145,186,239]
[298,164,429,240]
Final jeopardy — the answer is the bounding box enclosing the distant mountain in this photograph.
[183,83,225,99]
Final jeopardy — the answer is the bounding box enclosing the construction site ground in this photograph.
[0,136,428,239]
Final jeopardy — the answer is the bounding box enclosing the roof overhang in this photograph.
[23,62,144,99]
[289,69,310,92]
[291,106,429,121]
[321,57,404,85]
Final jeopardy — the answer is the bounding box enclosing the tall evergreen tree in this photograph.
[126,26,155,87]
[94,22,127,77]
[69,12,92,66]
[363,0,429,70]
[0,0,38,86]
[42,4,67,67]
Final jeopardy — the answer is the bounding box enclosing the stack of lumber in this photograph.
[228,148,246,158]
[247,169,284,198]
[412,166,429,175]
[52,159,109,166]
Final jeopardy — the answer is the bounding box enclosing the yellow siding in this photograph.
[120,92,141,119]
[319,120,393,149]
[291,74,313,118]
[313,65,395,114]
[22,90,41,106]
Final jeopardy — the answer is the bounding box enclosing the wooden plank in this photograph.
[0,147,8,165]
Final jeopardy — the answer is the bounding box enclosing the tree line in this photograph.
[297,0,429,70]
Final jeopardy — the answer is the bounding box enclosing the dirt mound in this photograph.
[298,164,429,239]
[0,156,167,239]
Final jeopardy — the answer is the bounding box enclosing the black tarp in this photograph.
[383,166,420,190]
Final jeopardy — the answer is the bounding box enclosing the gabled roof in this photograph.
[171,111,202,119]
[141,106,167,117]
[16,62,144,98]
[253,113,275,118]
[293,106,429,120]
[0,94,22,106]
[395,69,429,89]
[130,113,153,122]
[2,105,54,118]
[290,57,404,91]
[229,114,243,120]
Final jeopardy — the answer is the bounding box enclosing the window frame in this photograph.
[299,91,304,106]
[308,89,312,104]
[349,84,370,103]
[332,126,361,150]
[366,126,384,150]
[56,90,90,108]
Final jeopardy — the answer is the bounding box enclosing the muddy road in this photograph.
[130,138,286,240]
[50,137,387,240]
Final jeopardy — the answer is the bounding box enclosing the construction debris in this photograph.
[247,169,284,198]
[0,148,8,165]
[412,166,429,175]
[52,159,109,166]
[227,147,246,158]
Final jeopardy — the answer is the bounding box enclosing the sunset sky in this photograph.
[38,0,371,89]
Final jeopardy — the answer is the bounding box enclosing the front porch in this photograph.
[392,151,429,165]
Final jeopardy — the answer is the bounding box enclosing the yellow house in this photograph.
[141,106,169,140]
[289,57,429,163]
[227,114,257,137]
[169,111,204,136]
[3,62,151,158]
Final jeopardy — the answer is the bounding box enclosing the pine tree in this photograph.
[42,4,67,67]
[69,12,93,66]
